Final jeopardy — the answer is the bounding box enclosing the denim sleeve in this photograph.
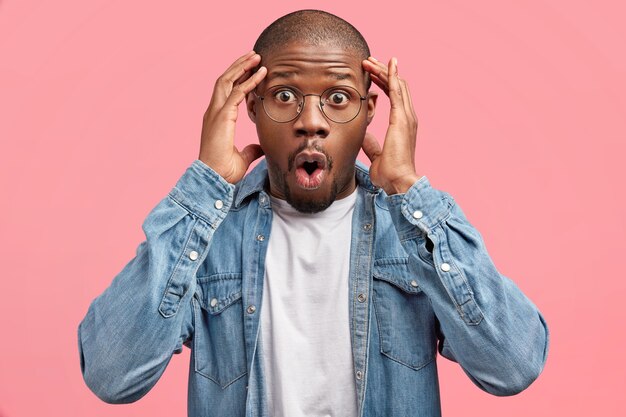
[386,176,549,396]
[78,160,234,404]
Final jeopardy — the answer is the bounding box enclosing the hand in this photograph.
[361,57,421,195]
[199,51,267,184]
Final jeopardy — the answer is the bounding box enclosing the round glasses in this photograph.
[254,85,367,124]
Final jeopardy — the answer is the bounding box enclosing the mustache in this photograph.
[287,142,334,172]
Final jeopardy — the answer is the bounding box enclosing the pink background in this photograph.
[1,0,624,416]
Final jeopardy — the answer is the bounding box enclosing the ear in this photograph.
[246,92,258,124]
[365,90,378,125]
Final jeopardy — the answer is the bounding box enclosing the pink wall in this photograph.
[1,1,624,416]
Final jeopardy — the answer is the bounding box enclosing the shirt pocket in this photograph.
[372,260,437,371]
[193,273,247,388]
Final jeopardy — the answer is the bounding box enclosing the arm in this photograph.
[78,161,234,403]
[78,51,268,403]
[362,57,548,395]
[386,177,549,395]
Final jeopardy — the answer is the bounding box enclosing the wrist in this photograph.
[386,173,421,195]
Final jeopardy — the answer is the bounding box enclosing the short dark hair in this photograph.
[253,10,372,90]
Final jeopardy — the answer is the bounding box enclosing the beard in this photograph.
[266,143,355,214]
[282,177,340,213]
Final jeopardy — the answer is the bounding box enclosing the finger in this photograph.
[222,51,258,83]
[367,57,389,79]
[398,78,414,124]
[362,59,389,88]
[369,73,389,96]
[388,57,406,117]
[206,54,262,121]
[240,143,265,168]
[402,79,419,128]
[234,67,255,86]
[361,131,383,163]
[213,53,262,106]
[223,66,267,113]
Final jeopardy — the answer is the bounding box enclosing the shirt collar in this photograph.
[233,158,380,208]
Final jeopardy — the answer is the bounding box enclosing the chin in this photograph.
[284,181,339,213]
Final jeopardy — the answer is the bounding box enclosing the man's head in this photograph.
[246,10,378,213]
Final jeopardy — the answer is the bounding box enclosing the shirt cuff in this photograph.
[385,176,452,240]
[168,160,235,226]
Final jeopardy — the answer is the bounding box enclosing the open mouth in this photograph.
[294,152,327,189]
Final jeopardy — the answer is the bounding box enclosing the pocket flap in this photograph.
[373,259,422,295]
[196,273,242,315]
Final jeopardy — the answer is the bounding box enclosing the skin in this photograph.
[245,42,377,212]
[198,42,421,213]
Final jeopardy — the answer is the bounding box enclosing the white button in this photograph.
[214,200,224,209]
[356,370,363,380]
[210,298,218,307]
[440,262,451,272]
[257,234,265,241]
[189,250,199,261]
[247,305,257,314]
[363,223,372,231]
[260,195,267,204]
[410,280,418,287]
[412,210,423,219]
[357,293,367,303]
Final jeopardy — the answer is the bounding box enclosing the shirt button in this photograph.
[257,234,265,241]
[247,305,257,314]
[260,195,267,205]
[363,223,372,231]
[356,370,363,380]
[412,210,423,219]
[357,293,367,303]
[410,280,418,288]
[214,200,224,210]
[210,298,218,307]
[440,262,451,272]
[189,250,198,261]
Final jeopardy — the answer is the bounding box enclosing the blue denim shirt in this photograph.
[78,159,549,417]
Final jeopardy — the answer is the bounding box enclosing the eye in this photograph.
[273,89,298,103]
[327,91,350,106]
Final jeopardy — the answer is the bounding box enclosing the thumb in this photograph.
[240,143,265,168]
[361,132,382,163]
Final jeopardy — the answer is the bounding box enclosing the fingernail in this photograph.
[370,56,378,62]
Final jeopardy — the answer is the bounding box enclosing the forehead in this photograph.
[260,42,365,88]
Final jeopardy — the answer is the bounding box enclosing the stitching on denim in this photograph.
[373,274,422,295]
[192,297,248,387]
[441,225,484,325]
[372,288,386,359]
[195,359,248,389]
[380,350,435,371]
[457,298,484,326]
[159,217,199,318]
[196,273,242,283]
[373,257,409,266]
[360,195,375,405]
[372,284,435,371]
[431,229,462,313]
[168,192,213,225]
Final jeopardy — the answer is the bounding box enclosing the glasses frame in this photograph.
[253,84,368,124]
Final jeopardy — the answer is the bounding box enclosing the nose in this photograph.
[292,95,330,138]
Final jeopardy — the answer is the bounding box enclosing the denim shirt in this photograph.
[78,159,549,417]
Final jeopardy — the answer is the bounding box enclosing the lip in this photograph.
[294,151,327,170]
[293,151,328,190]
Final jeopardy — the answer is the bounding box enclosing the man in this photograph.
[79,10,549,417]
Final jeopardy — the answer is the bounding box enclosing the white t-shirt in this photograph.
[261,189,359,417]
